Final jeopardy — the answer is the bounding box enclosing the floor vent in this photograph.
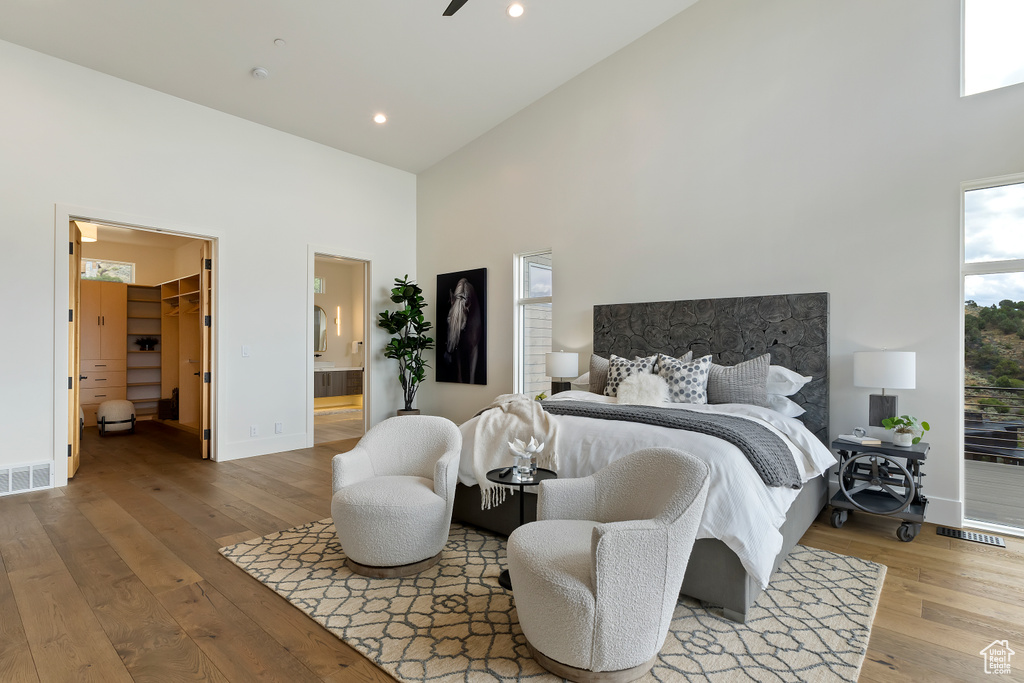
[0,461,53,497]
[936,526,1006,547]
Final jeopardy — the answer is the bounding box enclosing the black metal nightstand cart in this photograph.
[829,440,929,542]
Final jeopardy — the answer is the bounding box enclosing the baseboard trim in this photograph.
[963,519,1024,540]
[924,496,962,528]
[218,433,309,462]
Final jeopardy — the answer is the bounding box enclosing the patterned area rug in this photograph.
[220,521,885,683]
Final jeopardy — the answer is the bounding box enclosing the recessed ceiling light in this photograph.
[273,38,286,47]
[507,3,524,18]
[251,67,269,80]
[373,113,387,124]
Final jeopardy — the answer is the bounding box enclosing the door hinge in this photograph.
[68,444,72,458]
[69,241,74,255]
[203,429,210,441]
[203,372,211,383]
[204,258,212,271]
[204,315,211,327]
[69,309,74,322]
[68,376,73,390]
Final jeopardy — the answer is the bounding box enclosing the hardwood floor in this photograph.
[0,422,390,683]
[314,410,365,444]
[0,422,1021,682]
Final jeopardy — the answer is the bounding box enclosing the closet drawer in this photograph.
[81,359,126,373]
[81,387,127,404]
[81,371,126,389]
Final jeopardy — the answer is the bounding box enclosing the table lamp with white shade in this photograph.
[546,351,578,395]
[853,351,916,427]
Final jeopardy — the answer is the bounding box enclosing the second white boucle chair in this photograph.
[507,448,711,683]
[331,415,462,577]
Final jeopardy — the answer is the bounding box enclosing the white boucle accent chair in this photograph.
[507,448,711,683]
[331,415,462,577]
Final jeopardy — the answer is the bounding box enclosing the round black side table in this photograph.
[485,466,557,590]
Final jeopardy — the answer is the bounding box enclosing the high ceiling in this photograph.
[0,0,696,173]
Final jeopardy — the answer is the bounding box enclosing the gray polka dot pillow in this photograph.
[603,354,657,397]
[656,353,712,404]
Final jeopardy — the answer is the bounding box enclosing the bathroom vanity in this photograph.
[313,367,363,398]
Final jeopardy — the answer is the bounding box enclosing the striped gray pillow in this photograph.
[707,354,771,407]
[589,354,610,394]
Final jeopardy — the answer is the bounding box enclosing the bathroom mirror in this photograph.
[314,305,327,352]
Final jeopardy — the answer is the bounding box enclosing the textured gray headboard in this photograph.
[593,292,829,444]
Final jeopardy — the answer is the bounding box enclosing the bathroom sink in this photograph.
[314,361,335,369]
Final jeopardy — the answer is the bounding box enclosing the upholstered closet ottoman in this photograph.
[97,400,136,436]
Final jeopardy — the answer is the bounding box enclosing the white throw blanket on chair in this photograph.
[473,394,559,509]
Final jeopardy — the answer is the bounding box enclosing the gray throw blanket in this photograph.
[541,400,802,489]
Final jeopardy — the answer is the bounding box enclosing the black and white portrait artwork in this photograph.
[436,268,487,385]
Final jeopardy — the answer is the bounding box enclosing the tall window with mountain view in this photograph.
[514,251,552,397]
[963,178,1024,532]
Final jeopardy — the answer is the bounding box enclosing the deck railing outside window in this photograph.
[964,385,1024,465]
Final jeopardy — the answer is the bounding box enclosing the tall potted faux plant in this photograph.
[377,275,434,415]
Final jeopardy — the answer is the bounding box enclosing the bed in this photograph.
[452,292,831,622]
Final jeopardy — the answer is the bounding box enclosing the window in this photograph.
[963,0,1024,96]
[514,250,552,396]
[962,176,1024,533]
[313,276,325,294]
[81,258,134,283]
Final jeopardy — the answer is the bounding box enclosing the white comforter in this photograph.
[458,390,837,589]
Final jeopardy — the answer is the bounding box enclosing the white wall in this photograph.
[80,236,207,286]
[0,38,416,477]
[80,240,180,286]
[417,0,1024,525]
[173,240,206,282]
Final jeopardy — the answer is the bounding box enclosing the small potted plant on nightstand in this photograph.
[882,415,930,447]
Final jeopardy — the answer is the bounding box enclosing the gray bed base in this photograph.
[452,473,827,623]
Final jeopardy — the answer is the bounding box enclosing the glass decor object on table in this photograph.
[508,437,542,480]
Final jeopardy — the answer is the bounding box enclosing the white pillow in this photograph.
[767,365,812,396]
[570,372,590,389]
[616,374,670,406]
[766,393,806,417]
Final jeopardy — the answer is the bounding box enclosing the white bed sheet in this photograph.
[458,390,836,589]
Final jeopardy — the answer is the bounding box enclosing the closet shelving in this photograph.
[126,285,162,418]
[161,273,202,432]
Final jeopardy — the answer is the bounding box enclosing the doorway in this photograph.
[311,253,368,444]
[66,218,216,478]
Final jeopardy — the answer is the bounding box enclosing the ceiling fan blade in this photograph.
[443,0,469,16]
